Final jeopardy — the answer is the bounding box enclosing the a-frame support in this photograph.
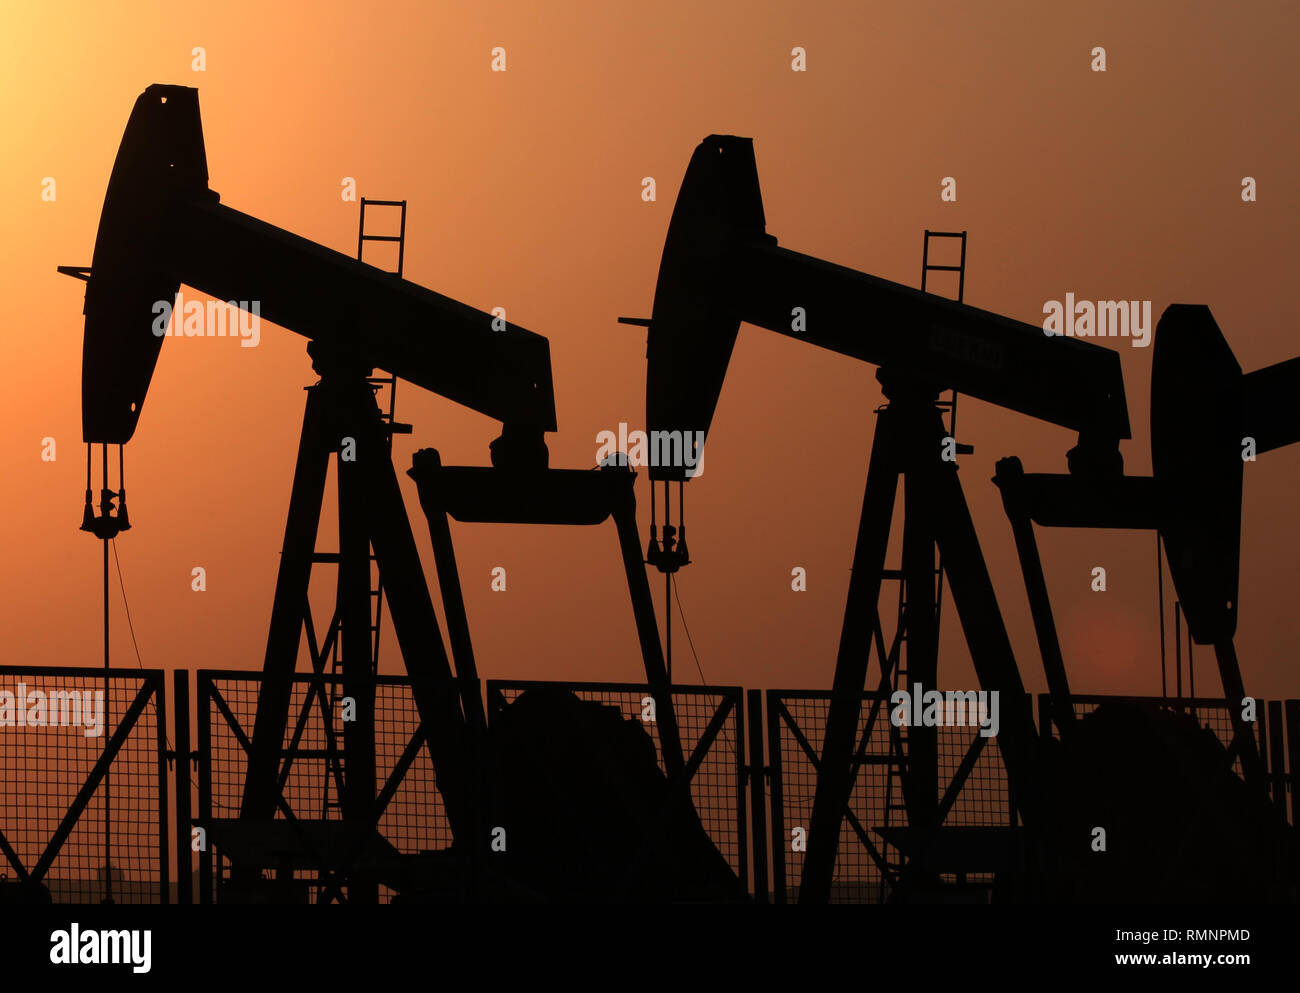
[798,372,1041,904]
[239,347,474,893]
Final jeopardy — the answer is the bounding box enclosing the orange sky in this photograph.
[1,0,1298,710]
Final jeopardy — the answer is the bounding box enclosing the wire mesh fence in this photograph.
[767,689,1298,903]
[766,689,1016,904]
[3,664,1289,904]
[0,666,167,904]
[196,669,450,904]
[767,690,890,904]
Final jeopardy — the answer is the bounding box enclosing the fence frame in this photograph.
[765,688,1297,903]
[193,667,454,903]
[767,687,997,903]
[0,664,168,903]
[4,669,1292,904]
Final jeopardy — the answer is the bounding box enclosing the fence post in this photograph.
[1267,700,1285,811]
[156,673,170,904]
[196,671,212,904]
[174,669,191,904]
[1286,701,1299,828]
[469,677,482,903]
[1258,703,1270,800]
[746,690,769,903]
[766,691,787,904]
[732,690,748,901]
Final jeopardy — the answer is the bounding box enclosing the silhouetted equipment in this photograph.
[319,198,410,827]
[1150,305,1300,643]
[993,305,1300,791]
[64,80,551,847]
[489,687,738,901]
[404,452,695,900]
[1037,701,1294,902]
[62,84,699,902]
[636,135,1138,904]
[407,451,686,784]
[55,90,1294,905]
[877,230,969,876]
[640,138,1130,481]
[69,87,555,449]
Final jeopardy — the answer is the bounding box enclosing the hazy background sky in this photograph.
[1,0,1297,715]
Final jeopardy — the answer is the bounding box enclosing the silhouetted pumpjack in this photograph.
[61,84,689,901]
[635,135,1149,904]
[994,305,1298,785]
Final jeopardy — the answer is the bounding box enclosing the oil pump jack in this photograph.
[61,83,689,901]
[993,304,1285,773]
[992,304,1296,900]
[630,135,1174,904]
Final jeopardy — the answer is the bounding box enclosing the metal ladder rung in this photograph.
[357,197,408,279]
[921,229,967,304]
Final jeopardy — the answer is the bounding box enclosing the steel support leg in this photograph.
[800,407,902,903]
[242,384,333,819]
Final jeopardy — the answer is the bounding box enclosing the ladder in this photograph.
[357,197,409,461]
[355,198,411,669]
[877,230,968,888]
[319,198,410,819]
[919,229,966,635]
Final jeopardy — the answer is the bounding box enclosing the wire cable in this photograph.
[111,539,237,810]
